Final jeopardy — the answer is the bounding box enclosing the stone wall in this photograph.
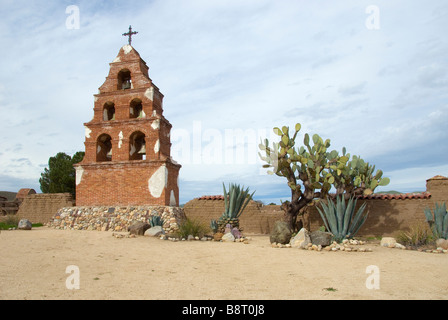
[184,176,448,237]
[16,193,75,224]
[47,205,185,234]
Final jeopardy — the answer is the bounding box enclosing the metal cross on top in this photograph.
[122,25,138,46]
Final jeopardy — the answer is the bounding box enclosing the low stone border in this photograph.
[110,230,252,244]
[48,206,186,234]
[271,239,373,252]
[380,236,448,254]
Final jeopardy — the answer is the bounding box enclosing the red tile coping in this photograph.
[197,195,225,200]
[196,192,431,201]
[355,192,431,200]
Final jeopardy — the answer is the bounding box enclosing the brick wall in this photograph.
[75,161,179,206]
[16,193,75,224]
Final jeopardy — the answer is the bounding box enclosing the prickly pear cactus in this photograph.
[258,122,390,230]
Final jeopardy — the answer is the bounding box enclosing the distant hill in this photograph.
[379,190,425,194]
[379,191,402,194]
[0,191,17,201]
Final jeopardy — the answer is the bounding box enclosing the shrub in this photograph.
[177,218,209,238]
[0,215,19,230]
[396,224,434,247]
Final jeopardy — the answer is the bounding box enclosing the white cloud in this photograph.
[0,0,447,205]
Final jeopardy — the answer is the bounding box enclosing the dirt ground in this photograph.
[1,227,447,300]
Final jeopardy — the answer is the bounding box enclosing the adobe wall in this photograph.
[16,193,75,224]
[306,197,433,237]
[184,176,448,237]
[183,198,285,234]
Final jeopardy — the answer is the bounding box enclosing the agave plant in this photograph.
[316,195,368,242]
[149,215,164,228]
[217,183,255,232]
[210,219,218,233]
[424,202,448,239]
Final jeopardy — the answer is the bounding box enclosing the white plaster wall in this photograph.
[148,166,167,198]
[75,166,84,186]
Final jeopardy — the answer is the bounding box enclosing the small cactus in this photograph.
[210,219,218,233]
[149,215,164,227]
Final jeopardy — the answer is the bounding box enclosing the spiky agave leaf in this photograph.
[434,202,446,238]
[347,201,368,238]
[442,213,448,239]
[317,195,368,242]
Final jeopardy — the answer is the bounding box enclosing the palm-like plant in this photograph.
[316,195,368,242]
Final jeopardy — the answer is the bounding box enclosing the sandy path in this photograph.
[1,227,447,300]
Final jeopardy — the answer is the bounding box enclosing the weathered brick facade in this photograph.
[75,45,181,206]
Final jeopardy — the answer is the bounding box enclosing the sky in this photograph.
[0,0,447,205]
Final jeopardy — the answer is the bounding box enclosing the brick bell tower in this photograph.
[74,28,181,206]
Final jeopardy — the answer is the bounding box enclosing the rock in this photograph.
[290,228,311,249]
[17,219,32,230]
[270,221,292,244]
[394,243,406,249]
[221,232,235,242]
[187,235,195,241]
[310,230,333,247]
[231,227,242,239]
[128,222,150,236]
[436,238,448,250]
[213,232,224,241]
[144,226,164,237]
[380,237,396,247]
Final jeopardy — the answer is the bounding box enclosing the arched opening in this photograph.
[97,134,112,162]
[117,69,132,90]
[103,102,115,121]
[129,131,146,160]
[130,98,143,119]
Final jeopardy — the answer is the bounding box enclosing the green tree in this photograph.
[39,151,84,198]
[259,123,389,231]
